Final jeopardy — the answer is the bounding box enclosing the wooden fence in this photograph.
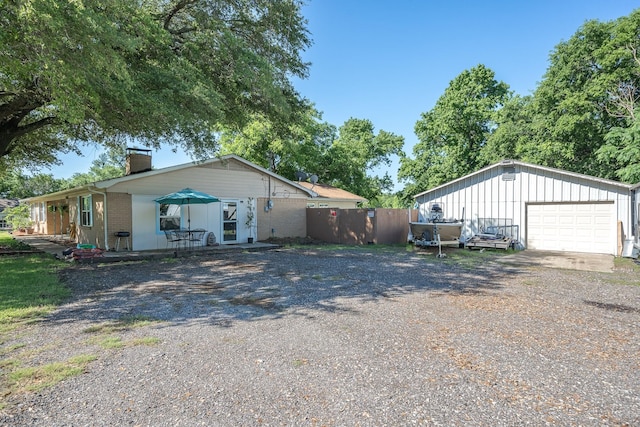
[306,208,419,245]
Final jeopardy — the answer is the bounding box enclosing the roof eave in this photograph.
[413,160,634,198]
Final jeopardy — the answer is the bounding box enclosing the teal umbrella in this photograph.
[154,188,220,230]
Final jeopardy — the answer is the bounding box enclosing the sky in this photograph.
[44,0,639,191]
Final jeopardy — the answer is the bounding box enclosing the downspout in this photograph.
[88,187,110,251]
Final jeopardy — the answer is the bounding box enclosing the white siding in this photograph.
[109,160,308,200]
[415,162,634,255]
[112,159,310,250]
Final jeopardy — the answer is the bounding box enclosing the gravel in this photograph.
[1,247,639,426]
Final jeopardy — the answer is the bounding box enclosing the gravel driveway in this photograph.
[1,247,639,426]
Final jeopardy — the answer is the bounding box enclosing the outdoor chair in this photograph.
[163,230,182,249]
[188,229,206,249]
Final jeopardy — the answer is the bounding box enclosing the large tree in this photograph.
[0,171,64,199]
[320,118,404,201]
[490,10,640,182]
[218,104,337,179]
[0,0,311,171]
[399,64,510,196]
[219,111,404,201]
[594,10,640,183]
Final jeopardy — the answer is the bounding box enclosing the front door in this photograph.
[222,202,237,243]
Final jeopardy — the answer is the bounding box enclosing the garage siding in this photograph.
[414,161,634,256]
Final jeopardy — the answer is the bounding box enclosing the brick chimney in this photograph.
[125,148,152,175]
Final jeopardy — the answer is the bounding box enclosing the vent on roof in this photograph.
[502,166,516,181]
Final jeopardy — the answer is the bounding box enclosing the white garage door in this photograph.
[527,203,614,254]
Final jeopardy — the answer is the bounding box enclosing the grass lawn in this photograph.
[0,231,82,407]
[0,232,70,335]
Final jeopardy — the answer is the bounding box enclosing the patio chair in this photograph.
[163,230,181,249]
[188,229,206,249]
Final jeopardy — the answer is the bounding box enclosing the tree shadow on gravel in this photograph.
[46,248,522,328]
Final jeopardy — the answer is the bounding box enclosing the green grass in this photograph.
[83,316,161,350]
[0,232,32,251]
[414,246,515,268]
[0,232,91,406]
[614,256,640,273]
[81,315,158,334]
[0,233,70,334]
[129,337,161,346]
[88,334,161,349]
[6,354,97,393]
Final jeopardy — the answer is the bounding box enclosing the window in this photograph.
[38,203,45,222]
[159,204,181,231]
[80,195,93,226]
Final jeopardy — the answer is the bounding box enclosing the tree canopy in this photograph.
[219,108,404,201]
[398,64,510,196]
[484,9,640,182]
[401,10,640,199]
[0,0,311,171]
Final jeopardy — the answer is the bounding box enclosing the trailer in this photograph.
[465,233,512,250]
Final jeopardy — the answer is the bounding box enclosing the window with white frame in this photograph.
[80,195,93,226]
[159,203,181,231]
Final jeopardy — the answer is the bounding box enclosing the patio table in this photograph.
[174,229,206,250]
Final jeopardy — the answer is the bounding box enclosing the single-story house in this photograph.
[0,199,19,229]
[22,152,366,251]
[413,159,640,256]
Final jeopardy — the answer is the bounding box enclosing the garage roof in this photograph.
[414,159,637,198]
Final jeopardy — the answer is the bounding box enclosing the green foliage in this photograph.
[366,192,410,208]
[0,0,311,171]
[480,95,535,164]
[488,10,640,183]
[219,105,334,178]
[0,171,65,199]
[402,10,640,196]
[597,115,640,183]
[320,118,404,200]
[220,107,404,201]
[3,204,32,230]
[399,64,510,193]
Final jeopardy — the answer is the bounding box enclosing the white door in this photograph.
[527,203,614,254]
[222,201,238,243]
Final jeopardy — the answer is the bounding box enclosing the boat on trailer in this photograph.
[409,203,463,249]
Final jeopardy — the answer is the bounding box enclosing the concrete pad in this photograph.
[495,250,614,273]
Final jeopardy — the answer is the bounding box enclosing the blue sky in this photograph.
[46,0,639,191]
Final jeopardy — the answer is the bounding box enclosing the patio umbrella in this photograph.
[154,188,220,231]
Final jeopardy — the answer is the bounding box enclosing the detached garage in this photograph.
[414,160,639,256]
